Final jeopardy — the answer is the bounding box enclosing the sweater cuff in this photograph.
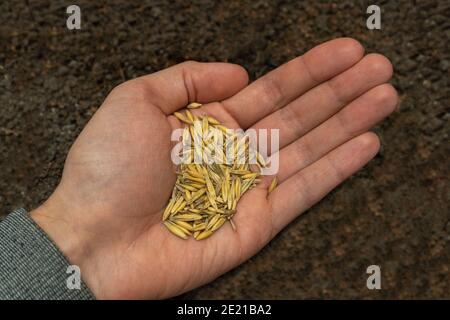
[0,208,95,300]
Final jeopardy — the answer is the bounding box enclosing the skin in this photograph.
[31,38,398,299]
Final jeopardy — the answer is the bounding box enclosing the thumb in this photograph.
[127,61,249,115]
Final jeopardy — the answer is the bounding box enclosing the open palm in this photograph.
[31,38,397,299]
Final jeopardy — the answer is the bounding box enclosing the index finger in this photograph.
[221,38,365,128]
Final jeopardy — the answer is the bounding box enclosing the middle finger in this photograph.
[252,53,393,152]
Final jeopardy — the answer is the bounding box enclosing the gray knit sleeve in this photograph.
[0,208,95,300]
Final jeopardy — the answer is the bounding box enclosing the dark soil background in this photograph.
[0,0,449,299]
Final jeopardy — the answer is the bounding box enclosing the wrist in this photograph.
[30,189,99,295]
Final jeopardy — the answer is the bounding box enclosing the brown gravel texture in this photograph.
[0,0,449,299]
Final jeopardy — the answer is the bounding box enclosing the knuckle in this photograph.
[294,138,312,167]
[259,76,284,105]
[279,105,304,138]
[293,172,315,208]
[180,60,199,69]
[110,78,150,102]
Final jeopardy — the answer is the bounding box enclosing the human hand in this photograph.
[31,38,397,299]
